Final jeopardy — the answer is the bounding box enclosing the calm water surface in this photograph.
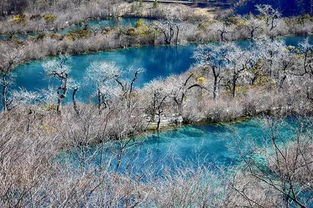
[62,116,312,177]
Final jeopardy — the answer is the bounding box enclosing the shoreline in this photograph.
[8,33,313,75]
[67,107,313,151]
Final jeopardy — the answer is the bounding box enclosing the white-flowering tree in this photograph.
[214,22,232,42]
[9,88,40,108]
[245,16,264,39]
[194,43,228,99]
[254,36,302,91]
[298,39,313,101]
[256,4,281,32]
[42,55,71,113]
[87,61,120,112]
[168,74,206,120]
[299,38,313,76]
[144,80,170,130]
[223,42,257,97]
[254,36,287,78]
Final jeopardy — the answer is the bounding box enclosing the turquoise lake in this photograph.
[62,116,312,178]
[11,36,313,103]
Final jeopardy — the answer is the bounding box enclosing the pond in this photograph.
[11,35,313,103]
[61,116,312,178]
[13,43,197,102]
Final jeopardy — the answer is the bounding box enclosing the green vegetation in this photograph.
[9,14,26,23]
[65,29,92,40]
[43,13,57,24]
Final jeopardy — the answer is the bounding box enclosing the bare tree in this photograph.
[144,80,170,130]
[42,55,71,113]
[170,74,206,121]
[223,42,256,97]
[114,66,144,109]
[245,17,264,39]
[299,38,313,77]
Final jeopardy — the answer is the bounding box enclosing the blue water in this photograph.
[62,116,312,178]
[13,44,197,102]
[11,36,313,103]
[0,17,149,40]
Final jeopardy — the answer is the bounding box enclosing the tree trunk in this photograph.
[212,67,219,99]
[56,97,61,113]
[72,88,79,115]
[97,88,101,113]
[232,74,237,97]
[213,78,218,99]
[2,82,7,111]
[156,111,161,131]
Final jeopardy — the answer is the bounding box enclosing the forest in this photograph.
[0,0,313,207]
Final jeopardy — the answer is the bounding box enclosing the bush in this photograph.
[153,0,159,9]
[43,13,57,24]
[65,29,91,40]
[9,14,26,23]
[30,14,42,20]
[128,19,157,38]
[224,16,247,26]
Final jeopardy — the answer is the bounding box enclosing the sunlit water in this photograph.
[11,36,313,103]
[61,116,312,178]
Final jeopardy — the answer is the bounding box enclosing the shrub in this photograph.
[65,29,91,40]
[297,14,313,24]
[153,0,159,9]
[197,76,206,84]
[30,14,42,20]
[224,16,247,26]
[43,13,57,24]
[128,19,153,37]
[9,14,26,23]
